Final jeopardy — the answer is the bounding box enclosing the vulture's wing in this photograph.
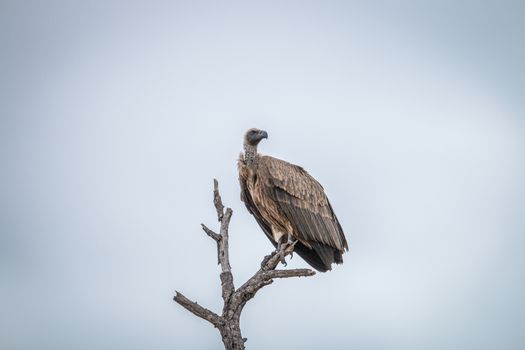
[240,164,331,271]
[239,169,277,249]
[260,156,348,269]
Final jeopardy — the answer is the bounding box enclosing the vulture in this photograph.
[238,128,348,272]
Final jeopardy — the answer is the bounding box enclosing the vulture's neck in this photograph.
[243,144,258,166]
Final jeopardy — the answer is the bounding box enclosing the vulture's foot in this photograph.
[260,253,274,268]
[287,238,298,260]
[279,249,287,266]
[276,241,288,267]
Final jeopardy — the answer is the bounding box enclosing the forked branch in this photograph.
[173,179,315,350]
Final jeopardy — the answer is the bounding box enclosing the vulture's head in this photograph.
[244,128,268,146]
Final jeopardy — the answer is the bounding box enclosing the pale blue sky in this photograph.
[1,1,524,349]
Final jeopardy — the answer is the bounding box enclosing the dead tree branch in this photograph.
[173,179,315,350]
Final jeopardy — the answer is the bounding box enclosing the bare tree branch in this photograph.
[265,269,316,279]
[218,208,233,275]
[201,223,220,242]
[174,180,315,350]
[173,291,222,328]
[213,178,225,221]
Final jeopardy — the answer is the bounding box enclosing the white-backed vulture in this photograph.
[238,128,348,272]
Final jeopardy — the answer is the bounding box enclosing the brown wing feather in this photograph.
[239,153,348,272]
[239,174,276,248]
[240,170,334,271]
[260,155,348,255]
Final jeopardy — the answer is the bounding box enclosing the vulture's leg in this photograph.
[276,238,287,266]
[287,236,298,260]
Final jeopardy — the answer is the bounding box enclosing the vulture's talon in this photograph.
[275,240,288,266]
[279,250,287,266]
[260,254,273,268]
[287,239,297,260]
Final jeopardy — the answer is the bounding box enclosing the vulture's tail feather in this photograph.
[293,241,343,272]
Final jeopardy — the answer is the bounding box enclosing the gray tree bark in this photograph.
[173,179,315,350]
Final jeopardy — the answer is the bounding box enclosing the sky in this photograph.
[1,1,524,349]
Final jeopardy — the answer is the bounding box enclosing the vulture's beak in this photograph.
[259,130,268,140]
